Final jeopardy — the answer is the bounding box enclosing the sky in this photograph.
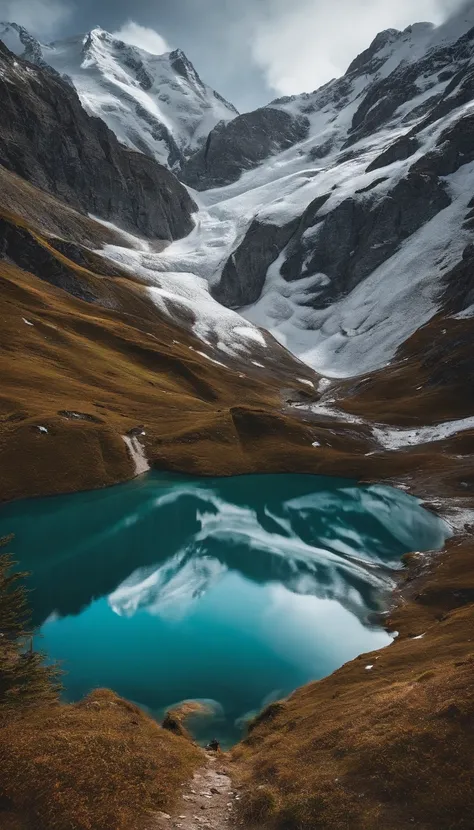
[0,0,469,110]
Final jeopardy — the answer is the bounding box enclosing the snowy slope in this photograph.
[91,218,275,366]
[5,10,474,382]
[0,22,238,169]
[150,8,474,378]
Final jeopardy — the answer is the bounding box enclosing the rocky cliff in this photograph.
[156,10,474,381]
[0,41,196,240]
[0,22,238,169]
[181,107,310,190]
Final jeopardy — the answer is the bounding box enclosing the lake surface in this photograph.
[0,473,449,746]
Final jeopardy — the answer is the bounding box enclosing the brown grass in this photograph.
[0,689,202,830]
[338,312,474,425]
[3,187,473,505]
[232,536,474,830]
[0,221,386,503]
[0,548,202,830]
[2,173,474,830]
[231,303,474,829]
[3,247,470,503]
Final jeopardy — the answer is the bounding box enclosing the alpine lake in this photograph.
[0,472,449,747]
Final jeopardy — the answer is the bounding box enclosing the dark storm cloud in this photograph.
[0,0,468,110]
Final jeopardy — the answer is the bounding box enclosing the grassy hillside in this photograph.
[233,534,474,830]
[0,545,202,830]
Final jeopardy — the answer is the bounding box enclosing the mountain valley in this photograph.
[0,5,474,829]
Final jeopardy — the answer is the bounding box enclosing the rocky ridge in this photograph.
[0,40,196,240]
[0,22,238,170]
[159,6,474,379]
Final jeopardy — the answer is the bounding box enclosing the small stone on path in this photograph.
[150,755,234,829]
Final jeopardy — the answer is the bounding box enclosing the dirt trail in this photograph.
[152,753,237,830]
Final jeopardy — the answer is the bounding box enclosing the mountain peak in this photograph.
[0,20,238,170]
[168,47,207,89]
[0,21,49,68]
[82,27,124,53]
[345,22,434,77]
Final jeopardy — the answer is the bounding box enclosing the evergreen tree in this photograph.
[0,537,61,714]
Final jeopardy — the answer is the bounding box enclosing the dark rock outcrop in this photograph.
[280,173,451,307]
[346,29,401,76]
[366,136,419,173]
[181,108,310,191]
[214,194,331,308]
[134,104,184,170]
[213,219,300,308]
[411,113,474,178]
[442,241,474,314]
[0,217,100,302]
[409,60,474,137]
[346,65,420,147]
[0,42,196,240]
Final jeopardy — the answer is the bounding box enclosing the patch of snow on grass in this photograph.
[98,240,270,360]
[233,326,267,347]
[454,304,474,320]
[90,216,152,252]
[193,350,228,369]
[318,378,332,393]
[373,415,474,450]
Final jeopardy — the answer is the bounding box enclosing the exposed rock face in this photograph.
[442,237,474,314]
[411,113,474,177]
[366,136,420,173]
[0,23,239,170]
[0,217,100,303]
[279,173,450,307]
[0,42,196,240]
[181,108,310,190]
[346,26,474,147]
[213,219,300,308]
[345,28,405,75]
[409,58,474,136]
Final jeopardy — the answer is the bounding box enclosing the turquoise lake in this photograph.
[0,473,449,746]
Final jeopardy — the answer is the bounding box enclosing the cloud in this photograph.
[112,20,170,54]
[0,0,73,38]
[249,0,467,96]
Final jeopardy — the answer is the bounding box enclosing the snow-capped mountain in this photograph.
[4,5,474,383]
[0,22,238,169]
[153,4,474,378]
